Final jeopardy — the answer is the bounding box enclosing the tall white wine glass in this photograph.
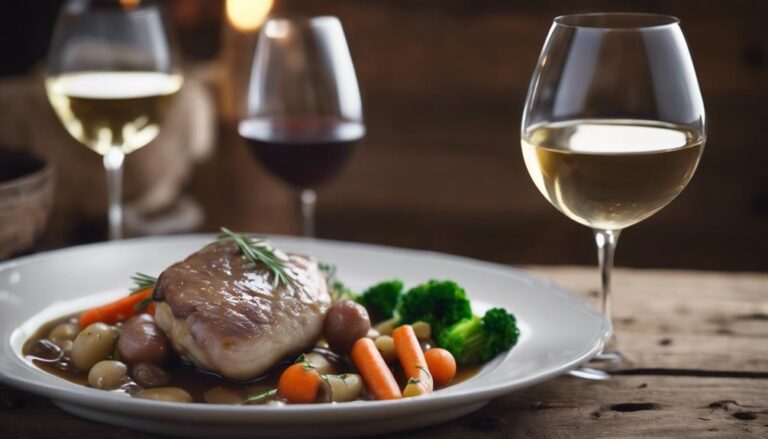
[239,16,365,237]
[46,0,183,240]
[521,13,705,368]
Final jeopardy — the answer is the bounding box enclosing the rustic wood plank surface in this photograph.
[2,266,766,438]
[525,268,768,373]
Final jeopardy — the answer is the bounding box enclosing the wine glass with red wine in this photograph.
[239,16,365,237]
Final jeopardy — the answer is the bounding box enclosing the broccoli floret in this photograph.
[357,280,403,322]
[437,308,519,365]
[397,280,472,335]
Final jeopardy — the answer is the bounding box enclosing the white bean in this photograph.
[135,387,193,403]
[48,322,80,347]
[412,321,431,340]
[71,323,118,372]
[374,335,397,363]
[325,374,364,402]
[403,369,433,398]
[374,317,398,336]
[304,352,335,375]
[131,363,170,388]
[203,387,243,405]
[88,360,127,390]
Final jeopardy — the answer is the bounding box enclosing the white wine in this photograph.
[522,120,704,230]
[46,71,183,155]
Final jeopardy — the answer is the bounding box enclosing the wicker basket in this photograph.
[0,149,54,259]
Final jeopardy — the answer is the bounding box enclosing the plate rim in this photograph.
[0,234,611,420]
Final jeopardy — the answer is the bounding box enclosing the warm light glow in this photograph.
[119,0,140,8]
[264,20,290,38]
[226,0,273,32]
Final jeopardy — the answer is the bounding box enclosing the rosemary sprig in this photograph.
[131,272,157,312]
[134,295,154,312]
[217,227,295,289]
[130,272,157,294]
[243,388,277,404]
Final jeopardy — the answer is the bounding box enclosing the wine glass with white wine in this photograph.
[521,13,705,375]
[46,0,183,240]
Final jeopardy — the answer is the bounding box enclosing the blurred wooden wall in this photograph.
[5,0,765,271]
[216,0,765,271]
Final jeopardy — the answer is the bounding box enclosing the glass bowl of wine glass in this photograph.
[239,16,365,237]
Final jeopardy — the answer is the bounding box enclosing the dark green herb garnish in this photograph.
[243,388,277,404]
[217,227,295,289]
[130,272,157,294]
[133,295,154,312]
[131,272,157,311]
[318,262,336,279]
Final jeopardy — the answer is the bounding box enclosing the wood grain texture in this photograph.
[396,376,768,439]
[525,267,768,372]
[2,375,766,438]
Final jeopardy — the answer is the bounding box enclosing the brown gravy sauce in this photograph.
[23,313,481,404]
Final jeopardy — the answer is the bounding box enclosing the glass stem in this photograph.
[300,188,317,238]
[591,228,625,362]
[593,228,620,319]
[103,147,125,241]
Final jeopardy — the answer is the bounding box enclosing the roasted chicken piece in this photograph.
[153,241,330,380]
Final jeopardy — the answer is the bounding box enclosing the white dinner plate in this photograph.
[0,235,610,437]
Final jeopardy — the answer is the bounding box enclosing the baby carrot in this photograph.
[393,325,433,396]
[424,348,457,387]
[392,325,428,380]
[350,337,402,400]
[79,288,152,328]
[278,362,322,403]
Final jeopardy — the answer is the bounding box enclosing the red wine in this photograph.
[239,117,365,188]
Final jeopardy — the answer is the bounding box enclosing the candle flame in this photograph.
[119,0,140,9]
[226,0,273,32]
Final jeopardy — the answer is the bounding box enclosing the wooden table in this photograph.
[1,266,766,437]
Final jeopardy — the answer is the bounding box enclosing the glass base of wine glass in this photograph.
[594,334,623,362]
[593,351,623,362]
[568,336,623,380]
[569,367,610,380]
